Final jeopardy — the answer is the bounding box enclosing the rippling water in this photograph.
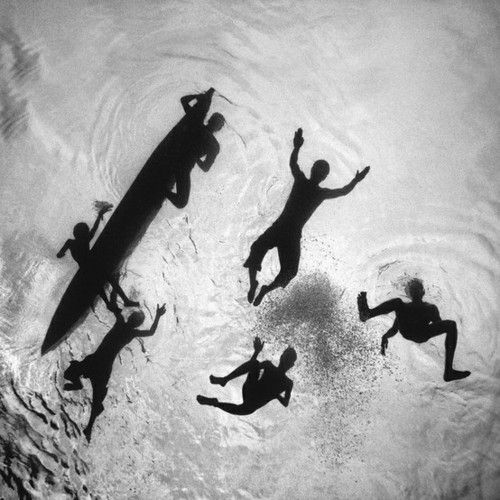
[1,0,499,498]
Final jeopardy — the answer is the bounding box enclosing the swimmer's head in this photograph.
[127,310,145,327]
[405,278,425,301]
[310,160,330,184]
[73,222,90,240]
[207,112,225,132]
[279,346,297,371]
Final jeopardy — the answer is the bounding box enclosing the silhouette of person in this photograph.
[197,337,296,415]
[357,278,471,382]
[63,294,166,441]
[245,128,370,306]
[56,205,138,312]
[163,88,225,208]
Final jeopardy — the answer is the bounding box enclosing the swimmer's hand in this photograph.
[354,166,370,183]
[381,335,388,356]
[253,336,265,354]
[156,303,167,317]
[94,200,113,217]
[293,128,304,149]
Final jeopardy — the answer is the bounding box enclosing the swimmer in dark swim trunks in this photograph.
[197,336,296,415]
[245,128,370,306]
[357,278,471,382]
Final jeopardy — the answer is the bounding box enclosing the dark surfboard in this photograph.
[41,92,213,354]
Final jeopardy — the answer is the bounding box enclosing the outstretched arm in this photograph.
[322,166,370,199]
[88,207,110,241]
[56,240,71,258]
[277,380,293,407]
[136,303,166,337]
[251,336,265,360]
[289,128,304,179]
[381,319,399,355]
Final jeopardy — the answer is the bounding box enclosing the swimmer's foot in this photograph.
[209,375,227,387]
[63,379,83,391]
[357,292,370,322]
[247,280,259,303]
[196,395,218,406]
[253,285,270,307]
[83,427,92,442]
[444,369,471,382]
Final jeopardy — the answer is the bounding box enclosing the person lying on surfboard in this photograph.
[197,336,296,415]
[57,204,139,311]
[244,128,370,306]
[357,278,471,382]
[63,293,166,441]
[164,87,225,208]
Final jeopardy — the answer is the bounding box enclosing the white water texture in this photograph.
[0,0,499,498]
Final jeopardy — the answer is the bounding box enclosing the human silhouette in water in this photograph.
[63,293,166,441]
[245,128,370,306]
[56,204,139,312]
[357,278,470,382]
[197,337,296,415]
[163,88,225,208]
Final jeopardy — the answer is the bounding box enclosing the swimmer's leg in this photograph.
[108,275,139,308]
[210,358,259,387]
[196,396,254,415]
[165,170,190,209]
[83,380,108,442]
[244,229,276,303]
[254,235,299,306]
[63,360,83,391]
[424,320,470,382]
[357,294,403,322]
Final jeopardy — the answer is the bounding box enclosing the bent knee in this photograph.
[277,268,297,288]
[443,320,457,332]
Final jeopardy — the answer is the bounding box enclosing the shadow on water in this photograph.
[62,295,166,441]
[244,128,369,307]
[197,336,296,415]
[357,278,471,382]
[255,272,378,388]
[42,87,225,354]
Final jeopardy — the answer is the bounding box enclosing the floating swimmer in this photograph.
[56,203,138,312]
[197,337,296,415]
[63,293,166,441]
[245,128,370,306]
[357,278,471,382]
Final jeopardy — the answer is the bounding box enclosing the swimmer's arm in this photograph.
[181,88,215,113]
[197,139,220,172]
[136,303,166,337]
[290,128,304,179]
[322,166,370,199]
[180,94,201,113]
[277,380,293,407]
[56,240,71,258]
[381,320,399,355]
[430,305,442,323]
[88,211,105,241]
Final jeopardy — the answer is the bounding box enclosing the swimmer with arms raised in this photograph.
[245,128,370,306]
